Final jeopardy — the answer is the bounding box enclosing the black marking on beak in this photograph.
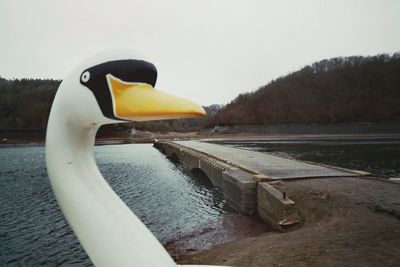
[80,59,157,120]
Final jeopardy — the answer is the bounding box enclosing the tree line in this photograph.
[207,53,400,127]
[1,53,399,134]
[0,76,220,133]
[0,77,60,130]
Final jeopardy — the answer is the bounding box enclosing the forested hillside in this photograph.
[1,53,399,133]
[207,53,400,127]
[0,76,219,132]
[0,77,60,130]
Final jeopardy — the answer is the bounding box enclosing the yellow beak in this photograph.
[107,74,206,121]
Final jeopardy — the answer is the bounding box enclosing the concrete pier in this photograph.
[154,140,370,230]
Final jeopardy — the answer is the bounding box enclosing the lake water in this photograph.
[0,144,228,266]
[2,139,399,266]
[215,139,400,178]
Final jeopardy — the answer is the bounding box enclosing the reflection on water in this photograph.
[0,144,228,266]
[217,139,400,178]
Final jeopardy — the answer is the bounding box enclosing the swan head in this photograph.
[54,50,206,126]
[45,50,209,266]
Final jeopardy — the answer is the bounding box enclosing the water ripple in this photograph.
[0,144,227,266]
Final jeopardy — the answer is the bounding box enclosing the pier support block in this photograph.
[223,168,257,215]
[257,182,301,230]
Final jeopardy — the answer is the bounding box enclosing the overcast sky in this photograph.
[1,0,399,105]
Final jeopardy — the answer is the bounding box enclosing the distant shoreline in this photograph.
[1,120,399,146]
[2,133,400,149]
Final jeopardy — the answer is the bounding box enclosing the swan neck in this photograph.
[45,114,176,266]
[47,114,99,162]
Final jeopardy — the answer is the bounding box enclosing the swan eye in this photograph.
[81,71,90,83]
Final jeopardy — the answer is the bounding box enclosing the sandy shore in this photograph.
[176,177,400,266]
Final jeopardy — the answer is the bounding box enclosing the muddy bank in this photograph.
[163,213,269,261]
[177,177,400,266]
